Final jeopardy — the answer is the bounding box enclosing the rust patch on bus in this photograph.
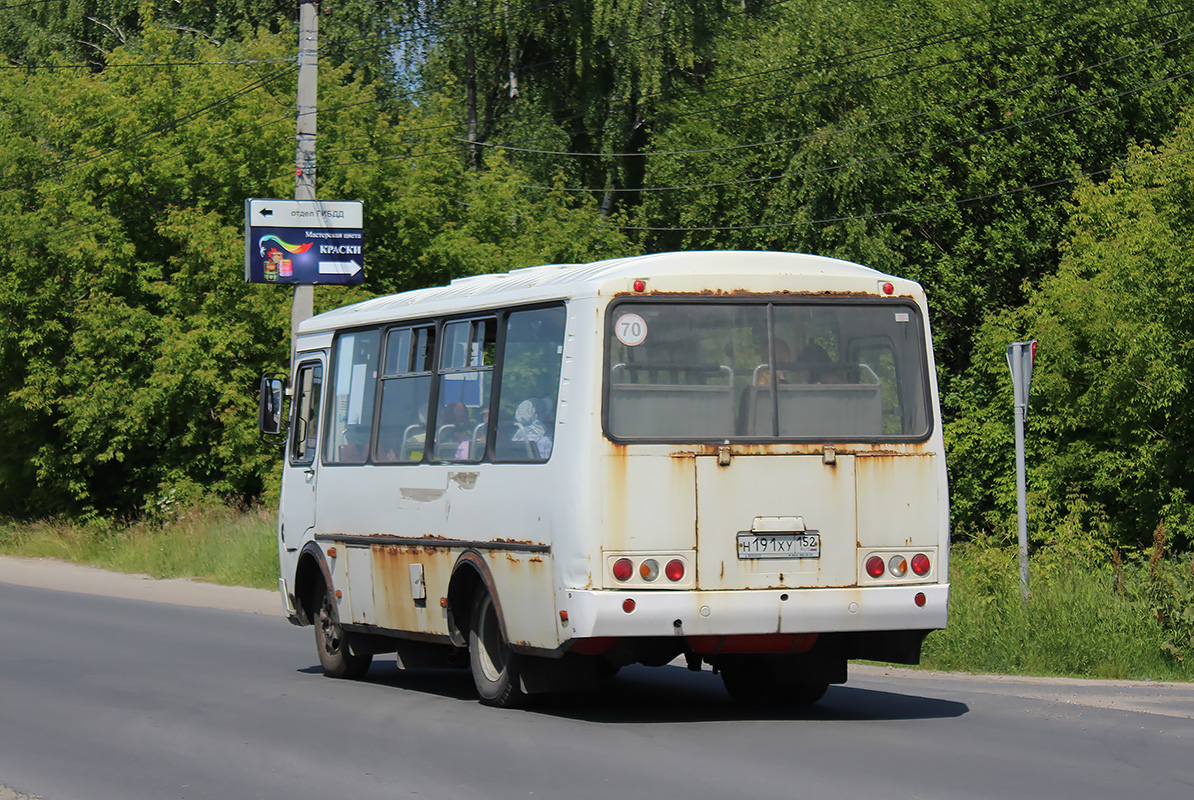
[675,442,933,458]
[370,544,455,636]
[492,537,544,547]
[611,289,904,300]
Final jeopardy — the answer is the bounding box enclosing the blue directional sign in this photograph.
[244,199,364,285]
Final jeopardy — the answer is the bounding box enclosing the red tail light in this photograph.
[865,555,885,578]
[911,553,931,576]
[612,558,633,582]
[665,559,685,581]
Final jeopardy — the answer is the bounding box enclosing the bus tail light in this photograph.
[888,556,908,578]
[911,553,931,576]
[607,552,693,588]
[865,555,885,578]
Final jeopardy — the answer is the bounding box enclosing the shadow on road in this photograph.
[303,661,969,723]
[530,666,969,724]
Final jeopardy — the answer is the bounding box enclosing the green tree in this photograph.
[635,0,1194,374]
[948,107,1194,547]
[0,23,628,518]
[0,0,401,87]
[402,0,740,203]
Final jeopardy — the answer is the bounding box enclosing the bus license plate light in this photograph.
[736,532,821,559]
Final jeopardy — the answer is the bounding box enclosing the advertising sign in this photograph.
[244,199,364,285]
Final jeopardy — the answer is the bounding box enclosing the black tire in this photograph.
[314,583,372,680]
[468,589,526,708]
[720,658,828,707]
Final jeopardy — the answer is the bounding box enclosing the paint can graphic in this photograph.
[265,249,282,281]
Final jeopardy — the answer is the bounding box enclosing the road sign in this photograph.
[1006,340,1037,412]
[244,199,364,285]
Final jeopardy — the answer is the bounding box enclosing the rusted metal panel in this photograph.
[598,448,697,580]
[345,545,374,624]
[315,532,549,553]
[855,452,939,548]
[483,550,559,648]
[369,544,454,636]
[694,454,857,590]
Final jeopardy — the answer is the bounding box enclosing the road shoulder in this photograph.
[0,554,278,615]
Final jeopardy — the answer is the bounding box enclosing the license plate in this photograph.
[736,532,821,559]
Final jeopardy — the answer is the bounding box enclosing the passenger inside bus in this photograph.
[754,339,791,385]
[511,397,553,459]
[794,342,842,384]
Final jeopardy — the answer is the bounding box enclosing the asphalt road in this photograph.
[1,579,1192,800]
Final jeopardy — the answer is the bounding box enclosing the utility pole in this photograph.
[291,0,318,361]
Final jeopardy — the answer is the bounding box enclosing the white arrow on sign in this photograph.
[318,260,362,277]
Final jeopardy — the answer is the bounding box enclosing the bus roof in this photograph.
[298,250,918,334]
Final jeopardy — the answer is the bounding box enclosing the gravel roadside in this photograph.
[0,555,278,615]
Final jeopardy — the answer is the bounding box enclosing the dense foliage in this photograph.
[0,22,627,517]
[0,0,1192,555]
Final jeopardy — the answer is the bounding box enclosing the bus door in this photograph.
[281,357,325,552]
[694,451,857,590]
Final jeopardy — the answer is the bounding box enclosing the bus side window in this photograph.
[432,318,495,462]
[325,329,381,465]
[376,326,435,463]
[495,306,565,462]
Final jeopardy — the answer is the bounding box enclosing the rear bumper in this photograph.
[563,583,949,639]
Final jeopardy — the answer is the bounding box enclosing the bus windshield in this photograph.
[606,300,931,441]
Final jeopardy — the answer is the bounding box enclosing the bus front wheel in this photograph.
[468,590,526,708]
[314,584,372,680]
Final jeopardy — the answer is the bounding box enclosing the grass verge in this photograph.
[922,539,1194,682]
[0,505,278,590]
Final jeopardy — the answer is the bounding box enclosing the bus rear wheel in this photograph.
[314,584,372,680]
[468,589,526,708]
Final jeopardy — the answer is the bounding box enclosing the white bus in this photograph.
[260,251,949,707]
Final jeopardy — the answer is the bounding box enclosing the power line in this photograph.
[0,57,293,70]
[0,0,58,10]
[521,31,1194,181]
[362,0,1160,160]
[0,65,297,194]
[538,65,1194,196]
[483,4,1194,162]
[463,24,1194,163]
[610,145,1194,232]
[311,3,1193,176]
[305,10,1193,182]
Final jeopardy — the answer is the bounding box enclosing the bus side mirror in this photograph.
[258,374,286,435]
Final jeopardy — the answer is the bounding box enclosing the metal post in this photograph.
[291,0,318,363]
[1011,344,1030,602]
